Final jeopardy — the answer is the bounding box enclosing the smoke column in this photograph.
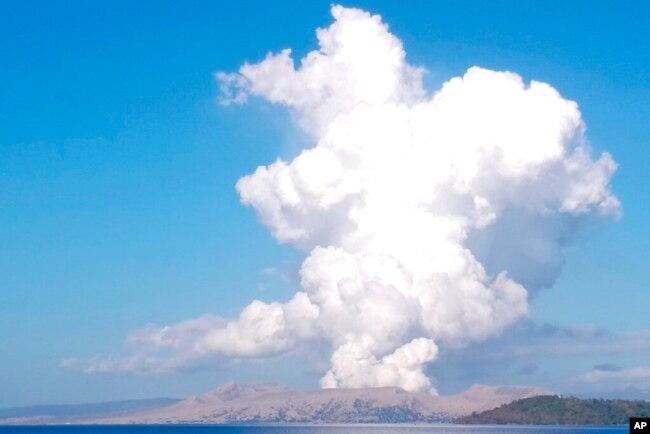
[70,5,619,393]
[214,5,619,393]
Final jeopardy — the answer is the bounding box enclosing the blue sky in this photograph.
[1,0,649,407]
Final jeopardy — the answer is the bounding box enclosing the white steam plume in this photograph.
[68,5,619,393]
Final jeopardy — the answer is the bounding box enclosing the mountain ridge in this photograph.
[0,398,181,424]
[86,382,551,424]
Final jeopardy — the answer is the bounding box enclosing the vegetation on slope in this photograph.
[456,395,650,425]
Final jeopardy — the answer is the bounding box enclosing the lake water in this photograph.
[0,425,629,434]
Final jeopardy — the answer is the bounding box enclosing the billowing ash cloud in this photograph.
[65,5,619,393]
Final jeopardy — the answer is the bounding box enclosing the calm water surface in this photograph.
[0,425,628,434]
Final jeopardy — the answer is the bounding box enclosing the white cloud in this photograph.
[577,366,650,391]
[321,337,439,394]
[67,5,619,393]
